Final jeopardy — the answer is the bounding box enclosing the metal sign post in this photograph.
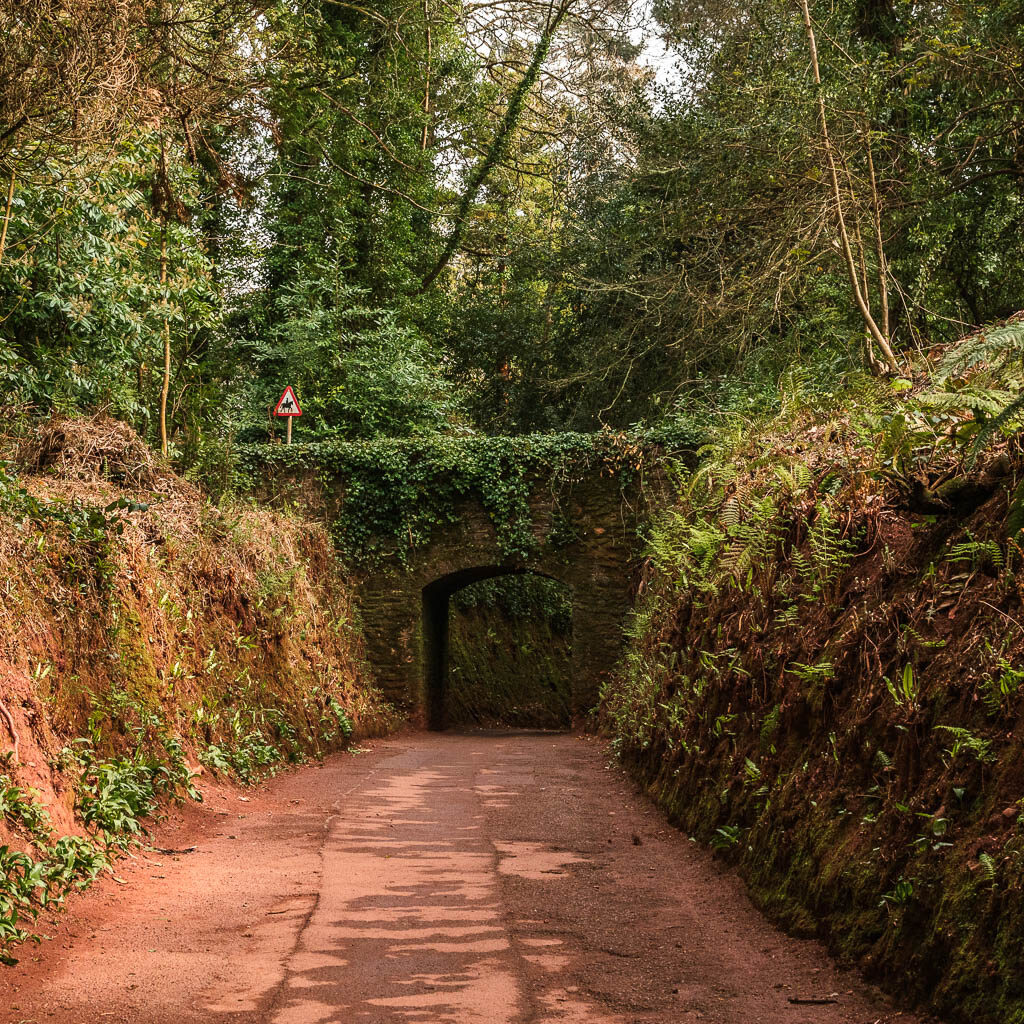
[273,386,302,443]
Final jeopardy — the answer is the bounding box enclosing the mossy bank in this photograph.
[0,417,392,962]
[602,355,1024,1024]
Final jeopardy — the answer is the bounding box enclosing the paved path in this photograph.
[2,733,925,1023]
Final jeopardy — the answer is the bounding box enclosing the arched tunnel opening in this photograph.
[422,568,573,731]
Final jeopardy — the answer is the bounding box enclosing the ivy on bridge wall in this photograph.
[238,426,697,567]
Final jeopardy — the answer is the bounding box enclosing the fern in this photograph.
[787,660,835,684]
[686,434,743,506]
[979,658,1024,718]
[1007,478,1024,537]
[778,366,813,415]
[719,494,783,586]
[918,386,1014,418]
[900,624,947,651]
[932,317,1024,457]
[791,499,856,597]
[935,724,994,764]
[977,852,997,882]
[937,318,1024,379]
[773,462,812,498]
[774,604,800,628]
[944,533,1004,571]
[759,706,781,751]
[719,496,741,529]
[973,389,1024,456]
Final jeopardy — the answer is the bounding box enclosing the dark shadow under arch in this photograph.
[422,566,570,730]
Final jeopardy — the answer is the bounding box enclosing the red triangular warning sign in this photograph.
[274,386,302,417]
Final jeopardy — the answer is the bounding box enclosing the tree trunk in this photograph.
[159,230,171,458]
[417,2,571,293]
[421,0,432,152]
[866,137,890,339]
[798,0,899,373]
[0,166,15,267]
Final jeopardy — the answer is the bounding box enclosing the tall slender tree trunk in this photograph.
[421,0,432,152]
[0,166,16,267]
[866,137,890,339]
[159,230,171,458]
[417,1,571,293]
[798,0,899,373]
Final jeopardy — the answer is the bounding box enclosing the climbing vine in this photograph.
[238,427,698,566]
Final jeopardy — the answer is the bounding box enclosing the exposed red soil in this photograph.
[0,732,933,1024]
[0,416,390,845]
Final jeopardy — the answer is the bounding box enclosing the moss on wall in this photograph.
[446,576,572,728]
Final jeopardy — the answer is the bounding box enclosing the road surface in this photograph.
[2,732,924,1023]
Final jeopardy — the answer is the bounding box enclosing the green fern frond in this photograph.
[935,724,994,763]
[937,318,1024,380]
[1007,479,1024,537]
[978,852,997,881]
[779,367,813,414]
[927,317,1024,459]
[918,386,1015,418]
[719,496,741,529]
[971,388,1024,458]
[944,534,1004,570]
[774,462,812,497]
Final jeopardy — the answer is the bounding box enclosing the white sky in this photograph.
[631,3,686,97]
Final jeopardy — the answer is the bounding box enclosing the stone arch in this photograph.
[355,475,637,726]
[243,434,675,724]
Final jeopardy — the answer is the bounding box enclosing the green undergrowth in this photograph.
[237,426,697,565]
[452,574,571,631]
[197,692,353,784]
[0,682,357,965]
[0,465,150,591]
[602,319,1024,1023]
[0,776,108,964]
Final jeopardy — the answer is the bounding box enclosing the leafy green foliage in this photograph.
[0,0,1023,458]
[240,428,693,564]
[979,659,1024,720]
[0,671,363,965]
[452,575,572,635]
[0,144,219,435]
[0,777,108,965]
[880,876,914,910]
[234,280,458,444]
[197,691,355,784]
[945,535,1005,573]
[935,726,994,766]
[59,733,201,848]
[787,661,835,685]
[885,664,919,712]
[710,824,742,850]
[199,734,279,786]
[0,465,152,589]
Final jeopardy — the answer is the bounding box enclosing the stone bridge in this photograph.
[358,473,639,727]
[245,434,680,728]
